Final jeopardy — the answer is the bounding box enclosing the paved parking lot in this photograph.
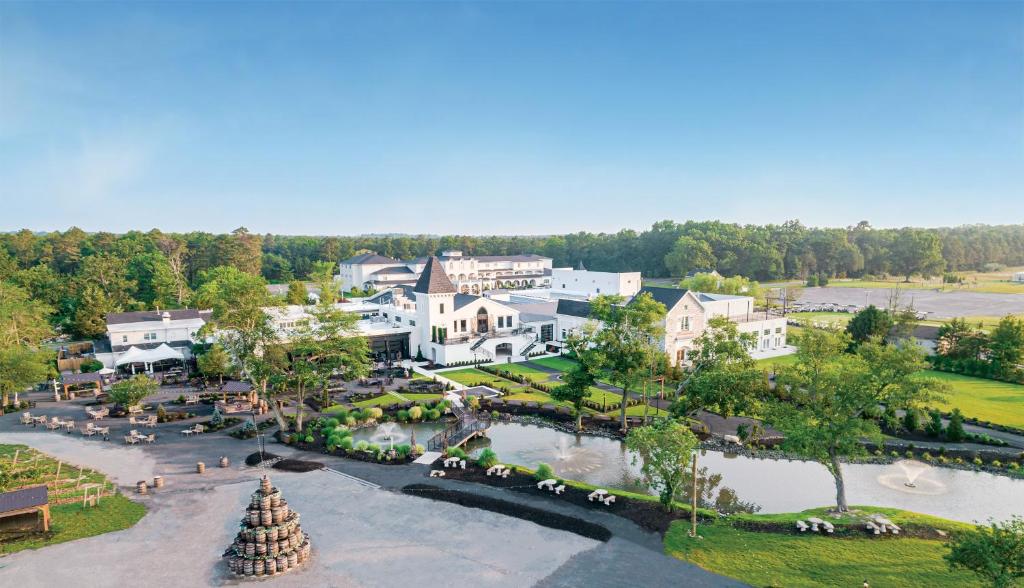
[799,286,1024,318]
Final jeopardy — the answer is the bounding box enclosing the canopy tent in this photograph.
[115,344,185,367]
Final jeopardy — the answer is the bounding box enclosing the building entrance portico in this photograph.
[476,308,489,333]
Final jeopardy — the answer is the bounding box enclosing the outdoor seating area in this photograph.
[865,515,901,535]
[486,464,511,478]
[442,457,466,469]
[123,430,156,445]
[85,407,110,420]
[587,489,615,506]
[181,424,205,436]
[129,415,157,428]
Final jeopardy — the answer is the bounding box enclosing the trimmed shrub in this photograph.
[210,407,224,427]
[534,463,555,481]
[396,409,410,422]
[408,406,423,421]
[476,448,498,468]
[303,434,314,444]
[355,440,370,451]
[339,436,354,450]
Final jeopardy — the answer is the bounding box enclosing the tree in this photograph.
[989,316,1024,378]
[286,299,371,431]
[945,516,1024,588]
[625,419,699,511]
[845,305,892,346]
[890,229,944,281]
[551,363,595,431]
[768,330,944,511]
[198,343,232,387]
[586,293,667,430]
[0,346,53,408]
[285,281,308,305]
[671,317,766,420]
[664,236,715,277]
[0,282,53,348]
[108,374,157,410]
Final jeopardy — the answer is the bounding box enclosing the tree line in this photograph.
[2,221,1023,339]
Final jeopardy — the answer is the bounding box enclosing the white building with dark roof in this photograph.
[95,309,212,371]
[336,250,553,295]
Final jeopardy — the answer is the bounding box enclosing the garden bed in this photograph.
[439,463,712,536]
[401,484,612,542]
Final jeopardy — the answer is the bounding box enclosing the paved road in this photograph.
[799,287,1024,318]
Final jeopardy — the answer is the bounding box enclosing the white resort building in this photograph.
[336,250,553,295]
[95,309,211,372]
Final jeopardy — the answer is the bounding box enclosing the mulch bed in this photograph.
[732,517,950,540]
[441,465,704,536]
[272,458,325,472]
[402,483,611,542]
[245,451,280,466]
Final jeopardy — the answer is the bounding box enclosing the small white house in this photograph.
[1013,271,1024,283]
[95,309,211,372]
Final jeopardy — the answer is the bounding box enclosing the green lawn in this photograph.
[499,362,555,384]
[440,368,520,389]
[348,393,444,409]
[528,356,579,372]
[825,278,1024,295]
[665,507,978,588]
[607,404,670,418]
[788,311,853,327]
[921,370,1024,429]
[754,353,801,371]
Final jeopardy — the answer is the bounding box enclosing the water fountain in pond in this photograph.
[549,436,605,476]
[370,422,406,451]
[876,460,947,496]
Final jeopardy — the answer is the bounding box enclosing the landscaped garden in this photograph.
[922,370,1024,429]
[0,444,147,554]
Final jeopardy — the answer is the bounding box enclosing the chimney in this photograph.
[161,311,171,326]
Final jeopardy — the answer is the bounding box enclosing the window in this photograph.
[383,312,388,318]
[681,317,690,331]
[498,316,505,328]
[460,319,467,332]
[561,329,567,340]
[506,315,513,328]
[775,327,782,333]
[395,316,401,323]
[439,303,445,314]
[596,288,600,294]
[431,326,437,343]
[409,320,416,326]
[144,332,157,341]
[122,335,128,343]
[763,329,770,336]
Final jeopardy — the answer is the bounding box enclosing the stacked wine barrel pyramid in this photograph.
[227,475,311,577]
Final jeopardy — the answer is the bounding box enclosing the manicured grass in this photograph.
[348,393,444,409]
[665,521,978,588]
[607,404,670,418]
[440,368,522,390]
[504,391,559,404]
[529,356,579,372]
[499,363,555,384]
[825,277,1024,295]
[754,353,801,371]
[921,370,1024,429]
[666,506,976,588]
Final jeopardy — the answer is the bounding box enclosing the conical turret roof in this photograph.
[413,256,457,294]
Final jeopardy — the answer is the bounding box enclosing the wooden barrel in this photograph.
[255,541,266,555]
[243,559,254,576]
[290,548,301,566]
[219,456,229,468]
[254,558,265,576]
[289,534,300,549]
[136,480,148,495]
[265,557,276,575]
[268,526,279,542]
[244,542,255,558]
[248,509,260,527]
[260,495,271,510]
[254,529,266,544]
[261,509,273,526]
[152,476,164,489]
[279,539,289,554]
[271,506,282,524]
[270,541,280,557]
[280,503,290,519]
[278,554,289,571]
[269,492,281,508]
[196,461,205,474]
[260,476,272,494]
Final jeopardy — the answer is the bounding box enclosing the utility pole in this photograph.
[688,452,698,537]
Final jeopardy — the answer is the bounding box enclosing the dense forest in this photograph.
[1,222,1023,340]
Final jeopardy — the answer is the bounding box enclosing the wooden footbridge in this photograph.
[427,404,491,452]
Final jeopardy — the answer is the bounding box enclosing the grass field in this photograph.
[348,393,444,408]
[499,362,555,384]
[665,506,978,588]
[826,276,1024,295]
[788,311,853,327]
[754,353,801,371]
[0,444,147,555]
[529,356,579,372]
[608,404,670,417]
[921,370,1024,429]
[440,368,521,390]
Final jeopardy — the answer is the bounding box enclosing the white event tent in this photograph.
[115,343,185,373]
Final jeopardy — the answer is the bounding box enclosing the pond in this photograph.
[359,421,1024,523]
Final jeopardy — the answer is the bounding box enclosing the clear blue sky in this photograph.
[1,1,1022,235]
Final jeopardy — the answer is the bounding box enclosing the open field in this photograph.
[0,444,146,555]
[754,353,802,371]
[499,362,555,384]
[787,311,853,327]
[530,356,580,372]
[922,370,1024,429]
[665,506,978,588]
